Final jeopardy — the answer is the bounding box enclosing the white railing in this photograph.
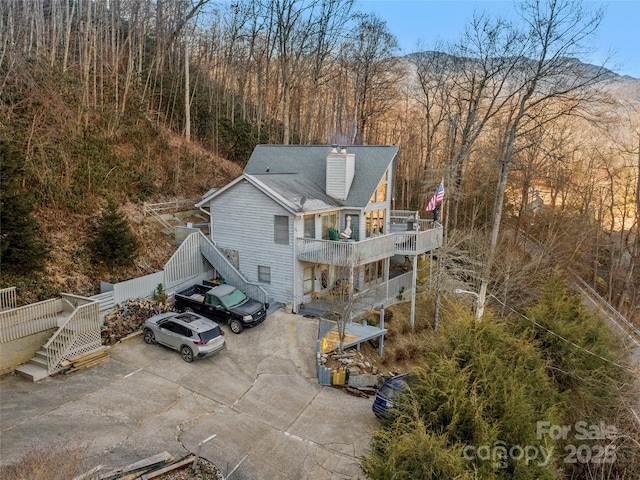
[61,293,98,308]
[0,298,60,342]
[197,232,271,305]
[143,199,198,215]
[297,235,397,266]
[297,225,442,266]
[143,199,201,231]
[0,287,17,311]
[394,228,443,255]
[164,231,213,286]
[43,300,101,374]
[352,272,414,313]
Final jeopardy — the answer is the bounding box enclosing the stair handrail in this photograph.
[145,207,173,231]
[43,300,100,374]
[196,232,270,306]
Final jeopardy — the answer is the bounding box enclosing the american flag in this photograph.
[425,181,444,211]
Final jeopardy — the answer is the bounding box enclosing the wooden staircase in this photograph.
[6,295,102,382]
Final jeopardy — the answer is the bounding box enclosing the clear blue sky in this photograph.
[356,0,640,78]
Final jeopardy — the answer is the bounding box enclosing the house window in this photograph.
[274,215,289,244]
[258,265,271,283]
[369,170,388,204]
[304,215,315,239]
[365,210,385,237]
[303,266,314,294]
[377,171,388,202]
[321,213,338,240]
[364,260,385,287]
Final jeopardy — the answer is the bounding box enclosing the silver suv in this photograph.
[143,312,225,362]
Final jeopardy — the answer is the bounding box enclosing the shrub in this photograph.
[152,283,168,303]
[0,140,50,273]
[89,199,139,270]
[0,438,91,480]
[363,311,561,479]
[364,276,640,479]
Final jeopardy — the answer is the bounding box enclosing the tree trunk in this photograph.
[184,42,190,141]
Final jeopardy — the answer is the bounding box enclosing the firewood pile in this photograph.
[102,298,174,344]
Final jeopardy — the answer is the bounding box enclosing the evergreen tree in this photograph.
[0,140,49,273]
[90,199,139,270]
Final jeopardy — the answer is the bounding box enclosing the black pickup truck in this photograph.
[173,283,267,334]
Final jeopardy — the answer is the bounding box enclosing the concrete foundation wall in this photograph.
[0,329,55,376]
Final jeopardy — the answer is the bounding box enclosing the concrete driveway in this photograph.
[0,309,378,479]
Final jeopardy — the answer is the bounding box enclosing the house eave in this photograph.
[195,176,244,207]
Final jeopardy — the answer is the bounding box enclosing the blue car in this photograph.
[372,373,417,419]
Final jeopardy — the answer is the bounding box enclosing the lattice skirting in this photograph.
[51,330,102,374]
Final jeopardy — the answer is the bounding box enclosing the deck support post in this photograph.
[379,306,385,356]
[410,255,417,330]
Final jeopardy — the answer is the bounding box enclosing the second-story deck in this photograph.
[297,217,442,267]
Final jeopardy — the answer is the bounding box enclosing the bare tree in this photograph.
[341,13,400,145]
[267,0,317,144]
[304,0,354,144]
[456,0,606,319]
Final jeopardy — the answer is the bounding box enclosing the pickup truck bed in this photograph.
[173,282,267,334]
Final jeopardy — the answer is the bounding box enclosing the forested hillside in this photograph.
[0,0,638,324]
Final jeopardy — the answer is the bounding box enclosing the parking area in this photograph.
[0,309,378,479]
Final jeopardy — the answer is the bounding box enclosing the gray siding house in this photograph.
[196,145,442,314]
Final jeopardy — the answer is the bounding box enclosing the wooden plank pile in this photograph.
[73,452,223,479]
[60,346,110,374]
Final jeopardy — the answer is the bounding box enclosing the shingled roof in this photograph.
[196,145,399,213]
[243,145,398,209]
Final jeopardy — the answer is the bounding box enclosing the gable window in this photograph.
[304,215,315,238]
[369,170,388,204]
[258,265,271,283]
[274,215,289,244]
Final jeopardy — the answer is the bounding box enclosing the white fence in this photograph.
[0,287,17,311]
[165,230,211,286]
[94,230,272,314]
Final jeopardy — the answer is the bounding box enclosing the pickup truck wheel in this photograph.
[184,307,194,313]
[181,346,194,362]
[229,319,244,334]
[143,329,156,344]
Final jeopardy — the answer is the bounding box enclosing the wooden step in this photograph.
[35,349,47,360]
[30,355,48,368]
[15,363,49,382]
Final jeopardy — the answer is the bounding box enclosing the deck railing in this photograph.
[352,272,414,313]
[297,235,397,267]
[297,223,442,266]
